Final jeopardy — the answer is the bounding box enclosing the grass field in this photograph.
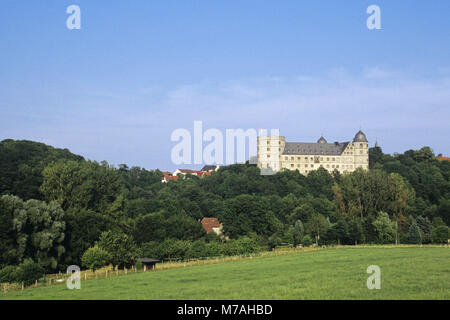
[1,247,449,300]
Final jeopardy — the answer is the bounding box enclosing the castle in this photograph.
[257,130,369,175]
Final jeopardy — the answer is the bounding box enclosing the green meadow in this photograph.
[1,247,449,300]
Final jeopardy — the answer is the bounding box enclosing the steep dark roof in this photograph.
[140,258,161,263]
[282,142,350,156]
[317,136,327,144]
[353,130,368,142]
[201,165,218,172]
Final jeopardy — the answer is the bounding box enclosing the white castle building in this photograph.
[257,130,369,175]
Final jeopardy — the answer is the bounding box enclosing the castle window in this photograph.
[267,148,270,152]
[291,157,294,160]
[310,164,313,168]
[332,158,335,161]
[327,157,330,161]
[305,157,308,161]
[267,154,270,158]
[291,164,294,168]
[360,143,363,147]
[305,164,308,168]
[285,156,288,160]
[360,150,363,154]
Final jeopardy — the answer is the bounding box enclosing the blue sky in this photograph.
[1,0,450,170]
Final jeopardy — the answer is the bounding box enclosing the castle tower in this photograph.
[353,130,369,169]
[257,133,285,173]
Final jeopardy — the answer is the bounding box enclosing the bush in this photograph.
[14,259,43,286]
[431,225,449,244]
[205,241,222,257]
[302,235,313,247]
[81,246,111,271]
[0,266,17,283]
[186,240,208,259]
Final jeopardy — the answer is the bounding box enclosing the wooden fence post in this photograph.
[116,269,119,277]
[125,268,127,275]
[106,270,108,278]
[35,280,38,288]
[144,265,147,272]
[85,271,87,281]
[21,282,24,291]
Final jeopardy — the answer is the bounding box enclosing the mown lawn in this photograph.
[1,247,449,300]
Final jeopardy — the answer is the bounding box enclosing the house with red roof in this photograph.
[201,217,223,236]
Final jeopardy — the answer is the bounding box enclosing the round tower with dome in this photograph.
[352,130,369,169]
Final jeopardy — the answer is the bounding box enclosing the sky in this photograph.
[1,0,450,170]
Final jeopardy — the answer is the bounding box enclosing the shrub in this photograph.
[0,266,17,283]
[205,241,222,257]
[14,259,43,286]
[235,236,262,254]
[81,246,111,271]
[186,240,208,259]
[302,235,313,247]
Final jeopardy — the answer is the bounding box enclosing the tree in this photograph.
[222,195,276,238]
[333,169,414,224]
[431,226,449,244]
[416,216,432,244]
[438,199,450,226]
[348,219,364,245]
[0,197,18,268]
[326,219,349,245]
[288,220,304,247]
[81,246,111,271]
[0,139,83,201]
[305,214,329,245]
[132,212,167,244]
[41,160,121,216]
[268,234,282,250]
[369,146,383,169]
[0,195,65,271]
[98,230,140,269]
[372,211,396,244]
[61,209,116,269]
[405,221,422,244]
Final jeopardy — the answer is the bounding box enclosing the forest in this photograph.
[0,139,449,282]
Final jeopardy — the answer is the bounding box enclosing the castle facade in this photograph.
[257,130,369,175]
